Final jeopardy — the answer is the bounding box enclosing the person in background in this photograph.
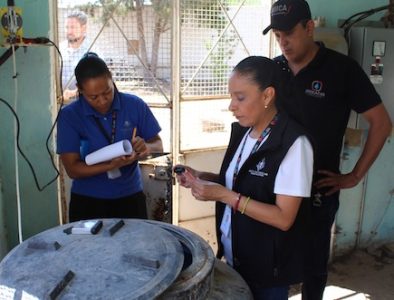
[57,52,163,222]
[262,0,392,299]
[60,10,91,102]
[175,56,314,299]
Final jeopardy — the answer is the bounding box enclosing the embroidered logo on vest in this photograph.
[249,158,268,177]
[305,80,326,98]
[123,121,131,128]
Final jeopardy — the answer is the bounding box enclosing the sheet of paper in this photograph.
[85,140,132,165]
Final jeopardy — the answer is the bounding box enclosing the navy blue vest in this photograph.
[216,113,311,287]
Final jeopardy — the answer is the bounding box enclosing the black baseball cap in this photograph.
[263,0,312,35]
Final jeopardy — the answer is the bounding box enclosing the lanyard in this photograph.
[232,114,278,187]
[93,110,117,144]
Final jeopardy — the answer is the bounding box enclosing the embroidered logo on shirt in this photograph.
[122,121,133,135]
[305,80,326,98]
[249,158,268,177]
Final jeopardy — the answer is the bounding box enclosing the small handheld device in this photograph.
[174,166,186,174]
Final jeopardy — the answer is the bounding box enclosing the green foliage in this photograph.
[151,0,171,24]
[181,0,226,28]
[227,0,262,5]
[207,29,239,81]
[197,1,238,81]
[73,0,238,80]
[76,0,229,28]
[75,0,134,23]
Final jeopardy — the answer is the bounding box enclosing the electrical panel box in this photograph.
[0,7,23,44]
[349,27,394,127]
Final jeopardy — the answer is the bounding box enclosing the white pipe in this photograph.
[171,0,181,225]
[11,44,23,243]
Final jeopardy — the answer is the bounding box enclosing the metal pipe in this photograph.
[10,44,23,243]
[171,0,181,225]
[182,95,230,101]
[356,168,369,247]
[180,146,227,155]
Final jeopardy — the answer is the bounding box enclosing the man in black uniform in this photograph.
[263,0,392,299]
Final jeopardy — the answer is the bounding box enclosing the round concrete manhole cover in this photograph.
[0,219,184,299]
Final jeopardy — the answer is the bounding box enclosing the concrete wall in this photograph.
[0,0,59,259]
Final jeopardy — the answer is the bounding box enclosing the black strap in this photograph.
[93,117,111,143]
[93,110,117,144]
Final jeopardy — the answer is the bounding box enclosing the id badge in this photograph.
[220,205,232,238]
[107,168,121,179]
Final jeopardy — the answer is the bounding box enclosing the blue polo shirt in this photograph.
[57,91,161,199]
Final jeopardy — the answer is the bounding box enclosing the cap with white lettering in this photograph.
[263,0,311,35]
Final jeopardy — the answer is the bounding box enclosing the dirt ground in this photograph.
[289,245,394,300]
[180,218,394,299]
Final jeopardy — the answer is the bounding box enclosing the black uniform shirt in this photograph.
[274,44,382,172]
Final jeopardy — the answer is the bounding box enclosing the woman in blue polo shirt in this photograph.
[57,52,162,222]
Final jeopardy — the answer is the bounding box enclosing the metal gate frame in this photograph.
[55,0,271,224]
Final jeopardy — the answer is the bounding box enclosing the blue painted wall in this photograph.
[0,0,59,259]
[359,135,394,247]
[336,130,394,255]
[335,129,366,254]
[0,181,6,258]
[309,0,388,28]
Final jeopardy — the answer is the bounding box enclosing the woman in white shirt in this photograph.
[175,56,313,300]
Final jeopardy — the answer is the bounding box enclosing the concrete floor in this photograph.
[180,218,394,300]
[290,247,394,299]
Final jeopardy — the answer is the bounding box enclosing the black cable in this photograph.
[0,96,57,191]
[344,12,371,43]
[42,38,66,185]
[342,4,394,44]
[340,4,392,29]
[0,37,65,191]
[0,46,19,67]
